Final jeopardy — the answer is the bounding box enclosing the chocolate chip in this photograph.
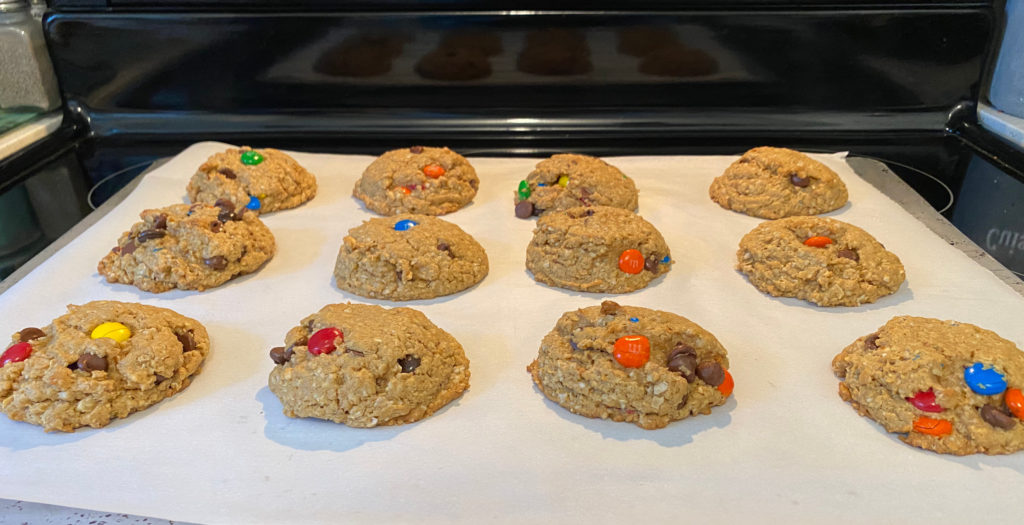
[837,249,859,262]
[218,167,237,179]
[77,353,108,372]
[865,333,880,350]
[790,174,810,187]
[137,229,166,243]
[676,392,690,410]
[644,255,659,272]
[217,209,237,223]
[981,405,1016,429]
[214,198,235,212]
[269,346,293,365]
[437,241,453,256]
[111,246,121,254]
[409,145,424,154]
[210,220,223,233]
[696,361,725,387]
[600,300,621,315]
[121,240,137,255]
[204,256,227,270]
[667,344,698,381]
[154,373,168,384]
[152,214,168,230]
[515,200,534,219]
[17,327,45,342]
[398,354,420,373]
[176,330,195,352]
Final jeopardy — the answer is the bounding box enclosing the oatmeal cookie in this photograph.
[187,146,317,214]
[353,146,479,216]
[513,153,638,218]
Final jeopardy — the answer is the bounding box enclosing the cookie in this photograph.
[527,301,733,430]
[440,30,503,56]
[267,303,470,427]
[517,28,592,76]
[638,43,718,77]
[513,154,638,217]
[617,26,679,57]
[353,146,480,216]
[187,146,317,214]
[709,147,848,219]
[833,316,1024,455]
[0,301,209,432]
[415,46,492,81]
[736,216,904,306]
[98,202,276,293]
[334,214,488,301]
[313,33,404,77]
[526,206,672,293]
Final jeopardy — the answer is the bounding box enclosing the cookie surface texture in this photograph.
[526,206,672,293]
[187,146,317,214]
[833,316,1024,455]
[98,203,276,292]
[268,303,470,427]
[709,147,848,219]
[0,301,209,432]
[334,214,488,300]
[527,301,732,430]
[736,216,904,306]
[353,146,479,216]
[514,154,638,217]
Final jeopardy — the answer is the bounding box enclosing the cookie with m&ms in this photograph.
[187,146,317,214]
[736,215,904,306]
[0,301,209,432]
[833,316,1024,455]
[709,146,848,219]
[527,301,733,430]
[513,153,637,218]
[98,202,275,293]
[353,146,479,216]
[333,214,488,300]
[267,303,470,427]
[525,206,671,293]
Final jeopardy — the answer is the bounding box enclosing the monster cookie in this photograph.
[737,216,904,306]
[334,214,488,300]
[833,316,1024,455]
[517,28,592,76]
[187,146,317,214]
[98,202,276,293]
[313,32,406,77]
[267,303,470,427]
[709,146,848,219]
[617,26,679,57]
[527,301,733,429]
[639,43,718,77]
[0,301,209,432]
[415,46,492,81]
[353,146,479,216]
[526,206,672,293]
[513,154,638,218]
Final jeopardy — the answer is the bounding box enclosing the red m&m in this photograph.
[308,328,343,356]
[906,389,943,413]
[1,342,32,367]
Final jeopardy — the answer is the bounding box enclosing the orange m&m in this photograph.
[913,416,952,436]
[803,236,834,248]
[718,369,734,397]
[1005,388,1024,420]
[618,249,644,274]
[613,335,650,368]
[423,164,446,178]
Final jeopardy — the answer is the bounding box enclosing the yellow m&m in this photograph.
[90,322,131,343]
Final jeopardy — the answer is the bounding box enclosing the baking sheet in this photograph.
[2,143,1024,524]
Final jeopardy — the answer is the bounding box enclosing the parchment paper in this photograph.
[2,142,1023,524]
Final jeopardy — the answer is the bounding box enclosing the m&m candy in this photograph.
[246,196,261,210]
[1,342,32,367]
[964,362,1007,395]
[803,236,834,248]
[1005,388,1024,419]
[240,150,264,165]
[308,327,343,356]
[618,249,644,274]
[423,164,445,178]
[906,389,943,413]
[718,370,734,397]
[90,322,131,343]
[613,335,650,368]
[394,219,418,231]
[913,416,952,436]
[557,175,569,187]
[518,180,531,200]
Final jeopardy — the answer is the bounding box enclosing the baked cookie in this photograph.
[98,202,276,293]
[833,316,1024,455]
[0,301,209,432]
[334,214,488,301]
[737,216,903,306]
[513,154,638,218]
[517,28,592,76]
[267,303,470,427]
[527,301,733,430]
[415,46,492,81]
[440,30,503,56]
[526,206,672,293]
[353,146,480,216]
[617,26,679,57]
[313,33,404,77]
[639,43,718,77]
[187,146,317,214]
[709,147,848,219]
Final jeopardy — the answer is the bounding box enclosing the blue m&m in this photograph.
[246,196,261,210]
[394,219,419,231]
[963,362,1007,395]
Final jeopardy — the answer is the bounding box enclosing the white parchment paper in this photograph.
[2,142,1023,524]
